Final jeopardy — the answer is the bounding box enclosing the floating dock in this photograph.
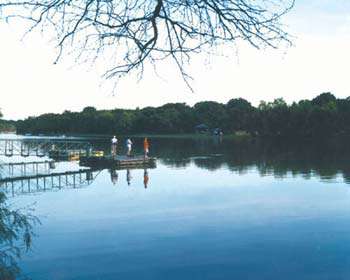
[80,155,156,169]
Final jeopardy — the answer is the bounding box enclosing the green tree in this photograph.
[194,101,227,129]
[226,98,255,133]
[257,98,290,136]
[12,92,350,138]
[311,92,336,107]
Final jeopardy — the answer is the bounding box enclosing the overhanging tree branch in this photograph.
[0,0,295,90]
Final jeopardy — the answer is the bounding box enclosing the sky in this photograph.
[1,1,350,120]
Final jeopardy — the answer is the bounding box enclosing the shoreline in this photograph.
[5,132,251,140]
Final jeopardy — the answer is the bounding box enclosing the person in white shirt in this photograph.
[126,138,133,156]
[111,136,118,157]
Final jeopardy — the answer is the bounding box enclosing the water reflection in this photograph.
[126,169,132,186]
[145,137,350,184]
[84,136,350,185]
[109,169,119,185]
[0,192,39,279]
[108,168,151,188]
[143,169,149,189]
[0,168,98,197]
[2,135,350,279]
[4,136,350,188]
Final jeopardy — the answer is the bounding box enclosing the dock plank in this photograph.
[80,154,156,169]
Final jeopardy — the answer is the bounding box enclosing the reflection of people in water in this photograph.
[126,169,132,185]
[109,169,119,185]
[143,169,149,188]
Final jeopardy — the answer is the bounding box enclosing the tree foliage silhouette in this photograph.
[0,0,294,88]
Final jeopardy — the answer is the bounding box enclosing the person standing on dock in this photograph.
[126,138,133,156]
[143,137,149,159]
[111,136,118,157]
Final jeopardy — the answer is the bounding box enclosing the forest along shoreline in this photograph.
[4,93,350,139]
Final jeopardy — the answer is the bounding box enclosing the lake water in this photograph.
[2,136,350,279]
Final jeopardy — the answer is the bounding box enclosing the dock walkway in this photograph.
[80,155,156,169]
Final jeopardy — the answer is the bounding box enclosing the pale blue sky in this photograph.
[1,1,350,120]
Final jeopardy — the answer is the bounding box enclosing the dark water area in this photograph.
[2,135,350,279]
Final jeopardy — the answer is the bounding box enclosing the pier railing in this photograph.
[0,139,91,157]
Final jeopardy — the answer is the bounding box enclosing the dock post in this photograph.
[5,140,13,157]
[20,142,29,157]
[49,161,55,169]
[86,171,93,181]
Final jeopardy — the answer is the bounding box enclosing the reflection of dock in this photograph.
[0,169,98,196]
[80,155,156,169]
[0,160,55,178]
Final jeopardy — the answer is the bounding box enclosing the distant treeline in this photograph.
[13,92,350,137]
[0,110,16,132]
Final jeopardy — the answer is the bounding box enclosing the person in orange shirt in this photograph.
[143,137,149,159]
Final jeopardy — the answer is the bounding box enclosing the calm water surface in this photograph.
[2,136,350,279]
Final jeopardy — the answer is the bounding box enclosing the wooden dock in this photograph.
[79,155,156,169]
